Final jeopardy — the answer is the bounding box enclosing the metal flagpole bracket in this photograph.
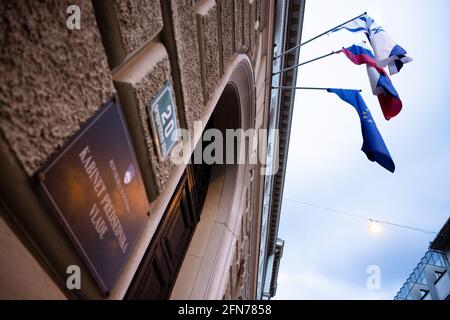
[272,86,362,93]
[272,51,340,76]
[273,12,367,60]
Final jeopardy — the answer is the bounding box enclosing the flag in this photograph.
[327,88,395,173]
[332,14,413,75]
[340,43,403,120]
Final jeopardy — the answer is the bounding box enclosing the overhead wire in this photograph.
[284,198,437,235]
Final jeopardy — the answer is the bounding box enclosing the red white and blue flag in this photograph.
[340,42,403,120]
[333,14,413,75]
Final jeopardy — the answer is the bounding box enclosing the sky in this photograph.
[275,0,450,299]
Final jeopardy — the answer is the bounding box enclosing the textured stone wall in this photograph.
[223,177,255,300]
[0,0,262,211]
[114,0,163,58]
[93,0,174,196]
[234,0,243,52]
[0,0,114,176]
[93,0,163,68]
[169,0,204,132]
[219,0,234,68]
[222,0,265,299]
[202,7,221,100]
[243,1,251,53]
[98,0,261,196]
[114,57,176,194]
[0,0,265,299]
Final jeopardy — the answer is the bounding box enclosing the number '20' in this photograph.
[161,104,175,139]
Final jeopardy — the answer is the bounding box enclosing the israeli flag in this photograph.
[333,15,413,75]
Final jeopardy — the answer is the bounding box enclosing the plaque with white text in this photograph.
[38,97,149,294]
[148,81,179,160]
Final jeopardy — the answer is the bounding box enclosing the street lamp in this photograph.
[368,219,382,234]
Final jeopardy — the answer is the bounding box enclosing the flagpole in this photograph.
[272,86,362,92]
[273,11,367,60]
[272,51,339,76]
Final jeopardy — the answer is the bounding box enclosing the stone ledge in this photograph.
[113,42,176,198]
[93,0,163,69]
[198,5,221,102]
[169,0,205,133]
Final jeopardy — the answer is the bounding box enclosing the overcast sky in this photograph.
[276,0,450,299]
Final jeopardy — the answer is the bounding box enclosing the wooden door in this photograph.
[125,164,210,299]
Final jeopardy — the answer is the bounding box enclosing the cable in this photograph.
[379,221,437,235]
[284,198,368,221]
[284,198,437,235]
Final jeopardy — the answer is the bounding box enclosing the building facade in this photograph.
[395,218,450,300]
[0,0,305,299]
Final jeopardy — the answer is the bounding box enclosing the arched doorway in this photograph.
[125,58,256,300]
[171,59,256,299]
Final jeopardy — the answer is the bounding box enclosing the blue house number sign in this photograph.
[148,82,179,160]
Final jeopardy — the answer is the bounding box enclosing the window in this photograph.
[419,289,429,300]
[421,256,428,265]
[430,252,446,267]
[435,270,445,281]
[399,287,407,299]
[417,271,427,285]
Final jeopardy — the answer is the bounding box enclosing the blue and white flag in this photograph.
[332,14,413,75]
[327,89,395,173]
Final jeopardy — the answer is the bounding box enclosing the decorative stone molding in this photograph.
[171,56,256,300]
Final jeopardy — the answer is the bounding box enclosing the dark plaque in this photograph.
[38,97,149,294]
[148,81,179,160]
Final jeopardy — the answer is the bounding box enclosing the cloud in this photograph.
[275,0,450,300]
[275,269,399,300]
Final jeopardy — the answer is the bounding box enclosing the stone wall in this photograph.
[0,0,114,176]
[223,172,256,300]
[0,0,268,299]
[0,0,262,193]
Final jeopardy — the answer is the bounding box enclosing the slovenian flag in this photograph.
[340,43,403,120]
[327,89,395,173]
[332,14,413,75]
